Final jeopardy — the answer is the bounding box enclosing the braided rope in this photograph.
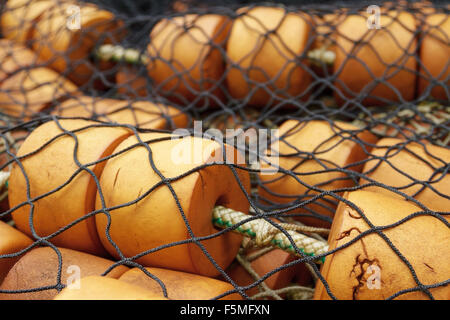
[352,102,450,146]
[94,44,149,64]
[307,47,336,66]
[95,43,334,67]
[212,206,329,264]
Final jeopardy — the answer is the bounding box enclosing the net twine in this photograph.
[212,206,329,263]
[0,0,448,300]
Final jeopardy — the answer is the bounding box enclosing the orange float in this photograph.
[116,65,149,98]
[0,0,63,43]
[119,267,242,300]
[314,191,449,300]
[360,138,450,212]
[418,13,450,101]
[0,39,38,83]
[225,248,299,298]
[53,95,189,129]
[147,14,231,106]
[95,133,250,277]
[8,119,132,256]
[0,247,129,299]
[0,221,33,283]
[258,120,377,227]
[31,2,124,86]
[333,10,417,106]
[0,67,78,118]
[54,276,167,300]
[226,6,312,107]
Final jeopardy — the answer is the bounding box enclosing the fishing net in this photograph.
[0,0,448,300]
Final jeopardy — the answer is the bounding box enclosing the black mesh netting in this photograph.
[0,0,448,300]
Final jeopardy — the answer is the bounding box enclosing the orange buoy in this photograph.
[226,6,312,107]
[0,247,129,300]
[333,11,417,106]
[54,276,167,300]
[418,13,450,100]
[119,267,242,300]
[8,119,132,256]
[258,120,377,227]
[147,14,231,106]
[95,133,250,277]
[0,221,33,284]
[0,0,63,43]
[0,39,38,83]
[314,191,450,300]
[116,65,149,98]
[53,95,189,129]
[31,2,124,86]
[0,67,78,119]
[360,138,450,212]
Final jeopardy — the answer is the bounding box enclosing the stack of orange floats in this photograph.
[2,2,447,106]
[52,95,188,130]
[258,119,449,299]
[0,0,128,119]
[1,118,250,299]
[227,5,448,105]
[0,1,448,301]
[0,39,78,118]
[258,120,378,228]
[1,0,124,87]
[312,132,449,300]
[118,5,448,106]
[2,117,447,299]
[314,191,449,300]
[3,2,446,107]
[360,138,450,212]
[0,247,241,300]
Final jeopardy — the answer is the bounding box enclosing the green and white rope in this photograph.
[94,44,149,65]
[95,44,334,67]
[307,47,336,66]
[212,206,329,264]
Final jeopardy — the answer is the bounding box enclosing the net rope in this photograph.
[0,0,448,300]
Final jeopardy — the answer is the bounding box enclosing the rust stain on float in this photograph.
[351,254,382,300]
[336,227,362,241]
[344,206,363,220]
